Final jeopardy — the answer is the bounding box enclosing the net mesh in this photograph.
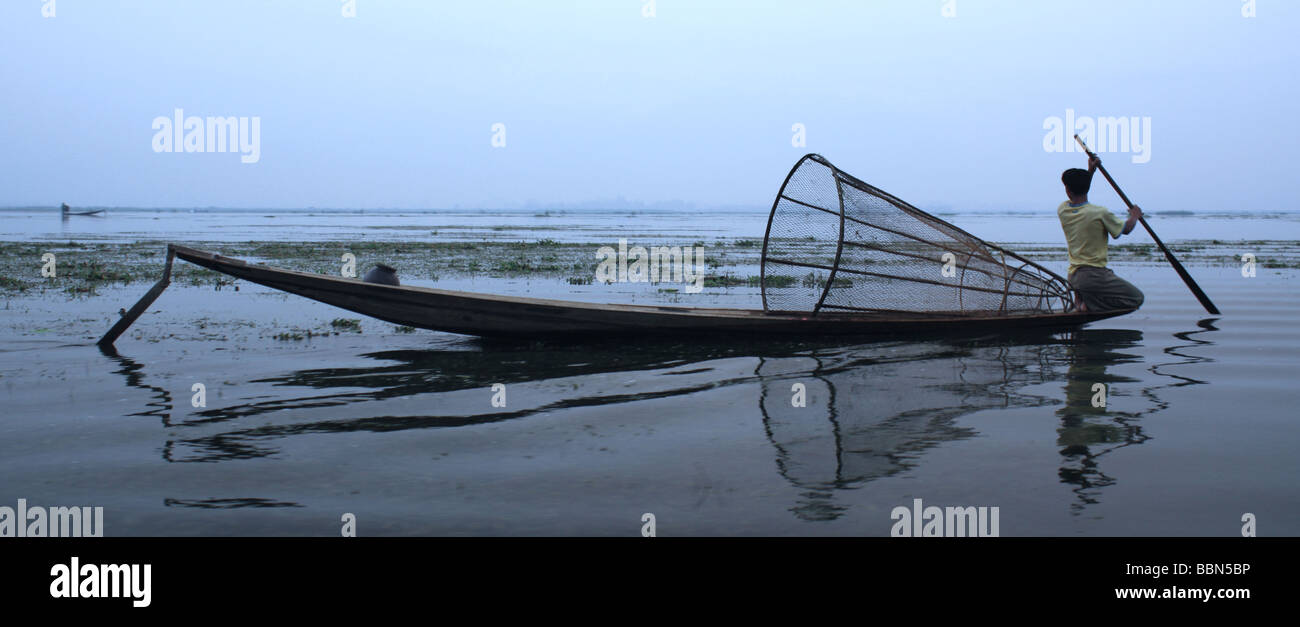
[761,154,1073,316]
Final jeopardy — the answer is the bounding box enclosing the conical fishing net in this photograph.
[761,154,1074,316]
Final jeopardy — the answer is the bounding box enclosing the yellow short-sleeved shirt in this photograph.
[1058,201,1125,276]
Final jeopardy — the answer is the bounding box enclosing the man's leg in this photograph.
[1070,266,1144,312]
[1105,272,1145,310]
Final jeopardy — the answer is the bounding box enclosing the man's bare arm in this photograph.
[1088,155,1139,237]
[1120,204,1141,236]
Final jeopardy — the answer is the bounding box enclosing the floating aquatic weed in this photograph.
[330,318,362,332]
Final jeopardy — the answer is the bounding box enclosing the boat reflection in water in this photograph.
[756,339,1055,522]
[761,322,1215,520]
[103,321,1215,522]
[757,331,1137,521]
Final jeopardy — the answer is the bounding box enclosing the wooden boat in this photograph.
[61,203,105,216]
[96,155,1140,348]
[97,244,1133,347]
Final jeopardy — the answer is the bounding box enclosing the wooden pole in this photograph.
[98,246,176,348]
[1072,135,1220,315]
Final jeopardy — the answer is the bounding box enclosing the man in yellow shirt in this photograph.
[1057,156,1144,312]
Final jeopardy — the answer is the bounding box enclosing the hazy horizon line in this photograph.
[3,205,1296,215]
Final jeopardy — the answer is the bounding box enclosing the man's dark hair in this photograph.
[1062,168,1092,196]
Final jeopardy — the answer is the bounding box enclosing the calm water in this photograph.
[6,206,1300,244]
[1,209,1297,535]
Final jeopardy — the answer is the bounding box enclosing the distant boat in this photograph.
[61,203,105,217]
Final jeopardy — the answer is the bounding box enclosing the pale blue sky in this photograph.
[1,0,1294,212]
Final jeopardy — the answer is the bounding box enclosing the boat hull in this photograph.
[172,245,1134,339]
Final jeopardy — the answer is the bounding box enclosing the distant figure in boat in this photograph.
[1057,156,1145,313]
[60,203,105,217]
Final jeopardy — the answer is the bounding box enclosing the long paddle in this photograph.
[1072,134,1220,315]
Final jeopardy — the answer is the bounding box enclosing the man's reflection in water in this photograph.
[1054,329,1147,513]
[1055,321,1219,513]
